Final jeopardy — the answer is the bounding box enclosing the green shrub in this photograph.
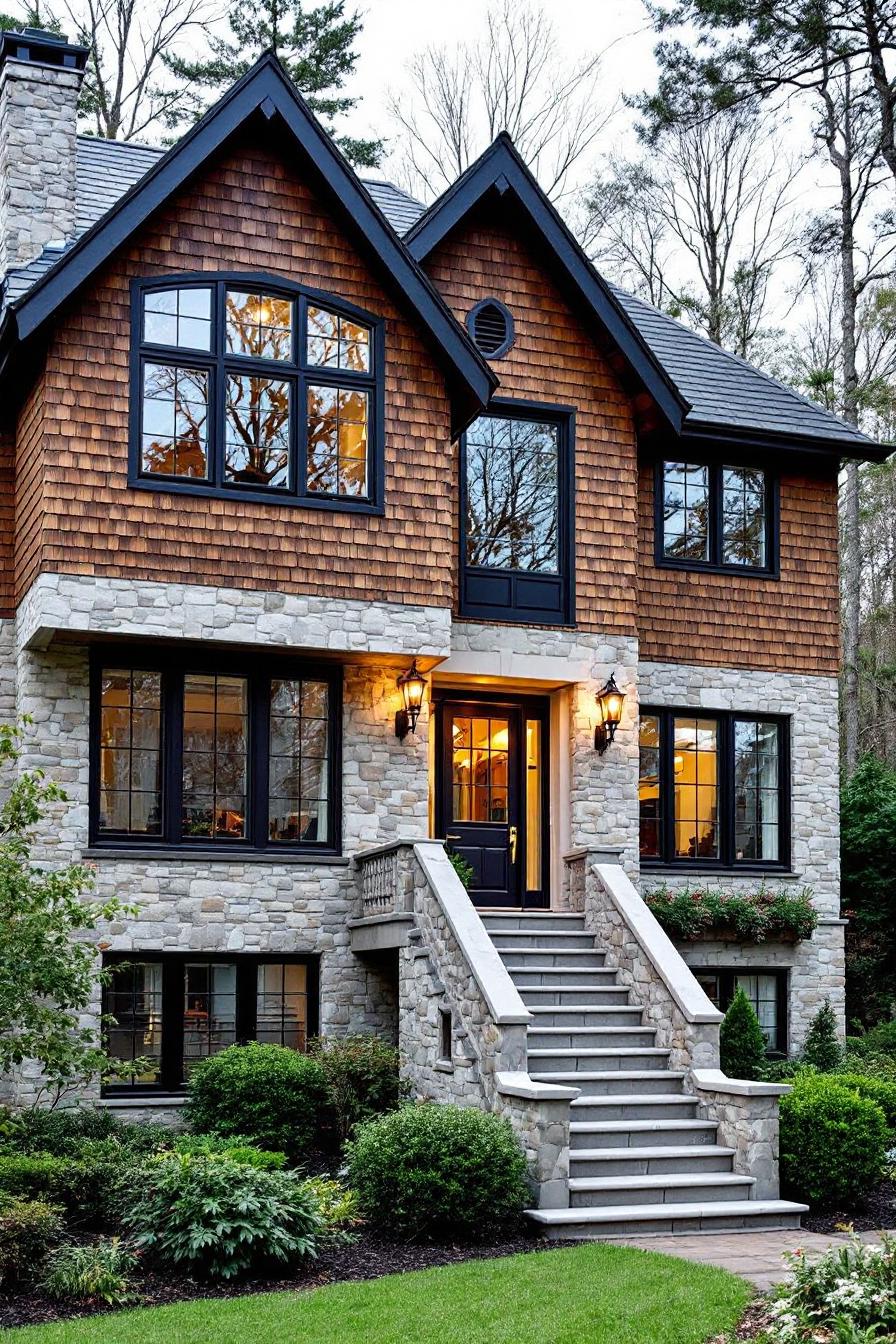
[446,849,474,890]
[0,1196,63,1285]
[843,1044,896,1080]
[172,1132,286,1169]
[644,884,818,942]
[309,1035,404,1140]
[185,1043,330,1160]
[767,1230,896,1339]
[802,1000,843,1072]
[0,1141,147,1228]
[779,1074,889,1208]
[0,1106,172,1159]
[720,988,767,1080]
[123,1153,320,1280]
[302,1176,362,1246]
[347,1103,529,1241]
[849,1020,896,1058]
[831,1073,896,1137]
[41,1238,137,1307]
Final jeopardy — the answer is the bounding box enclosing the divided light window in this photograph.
[658,461,776,573]
[92,654,340,853]
[102,953,319,1093]
[133,277,382,511]
[460,405,574,625]
[694,969,787,1054]
[639,708,788,869]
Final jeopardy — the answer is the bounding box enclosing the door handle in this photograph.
[509,825,518,864]
[446,834,462,842]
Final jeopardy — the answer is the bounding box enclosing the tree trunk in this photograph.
[838,163,861,775]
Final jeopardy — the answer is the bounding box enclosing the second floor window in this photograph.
[132,276,382,512]
[657,461,776,573]
[91,652,341,853]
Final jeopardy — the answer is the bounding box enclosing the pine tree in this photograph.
[165,0,381,166]
[801,1000,843,1073]
[720,988,767,1080]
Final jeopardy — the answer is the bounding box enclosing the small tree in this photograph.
[801,999,843,1073]
[720,987,767,1080]
[0,719,137,1105]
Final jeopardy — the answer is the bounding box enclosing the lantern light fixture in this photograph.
[594,673,624,755]
[395,660,426,740]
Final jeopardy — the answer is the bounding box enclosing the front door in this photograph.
[436,695,549,909]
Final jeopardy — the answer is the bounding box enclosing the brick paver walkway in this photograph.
[612,1228,893,1290]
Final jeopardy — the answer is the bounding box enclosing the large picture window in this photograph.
[639,708,789,869]
[131,275,383,513]
[459,402,574,625]
[102,953,318,1093]
[656,461,776,574]
[91,651,340,854]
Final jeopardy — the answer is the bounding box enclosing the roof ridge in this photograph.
[76,134,165,154]
[609,281,874,444]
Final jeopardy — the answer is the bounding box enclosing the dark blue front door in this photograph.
[440,702,521,907]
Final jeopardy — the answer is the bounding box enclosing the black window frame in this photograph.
[458,398,575,627]
[640,706,791,872]
[654,460,779,577]
[101,951,320,1095]
[89,646,343,857]
[129,272,386,516]
[693,967,788,1055]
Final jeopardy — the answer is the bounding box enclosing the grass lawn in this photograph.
[4,1242,752,1344]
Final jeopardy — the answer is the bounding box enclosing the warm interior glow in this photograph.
[673,717,718,859]
[526,718,542,892]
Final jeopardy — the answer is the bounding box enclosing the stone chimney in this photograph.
[0,27,88,276]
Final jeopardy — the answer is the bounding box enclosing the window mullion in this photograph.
[161,957,183,1092]
[660,709,675,865]
[721,714,734,867]
[710,465,722,566]
[250,675,270,850]
[166,670,185,845]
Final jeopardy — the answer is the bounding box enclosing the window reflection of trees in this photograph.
[141,363,209,478]
[224,374,290,487]
[465,417,560,573]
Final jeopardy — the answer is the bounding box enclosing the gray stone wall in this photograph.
[637,661,844,1050]
[0,58,81,274]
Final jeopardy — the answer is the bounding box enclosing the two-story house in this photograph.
[0,28,886,1237]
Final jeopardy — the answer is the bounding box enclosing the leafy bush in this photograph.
[185,1043,330,1159]
[720,988,767,1080]
[831,1073,896,1138]
[842,755,896,1029]
[347,1103,529,1241]
[309,1035,404,1140]
[0,1139,154,1228]
[446,849,474,890]
[172,1133,286,1169]
[41,1238,137,1307]
[644,884,818,942]
[123,1153,320,1280]
[848,1019,896,1058]
[779,1074,889,1208]
[764,1231,896,1341]
[1,1106,171,1159]
[302,1176,362,1246]
[801,1000,842,1072]
[0,1196,63,1285]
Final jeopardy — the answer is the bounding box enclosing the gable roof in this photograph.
[0,53,496,435]
[405,133,690,437]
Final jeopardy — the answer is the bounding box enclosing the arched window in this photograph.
[130,274,383,512]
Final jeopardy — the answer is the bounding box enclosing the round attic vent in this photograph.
[466,298,515,359]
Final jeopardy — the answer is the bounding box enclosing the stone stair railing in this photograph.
[565,848,791,1201]
[399,840,578,1210]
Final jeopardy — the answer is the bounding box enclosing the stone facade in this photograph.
[0,55,82,274]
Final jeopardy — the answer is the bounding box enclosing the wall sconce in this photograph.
[594,673,624,755]
[395,660,426,740]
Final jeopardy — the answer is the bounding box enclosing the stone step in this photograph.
[526,1199,808,1240]
[566,1095,700,1123]
[491,931,597,950]
[480,914,587,932]
[569,1145,737,1178]
[494,949,607,968]
[568,1172,756,1208]
[527,1006,644,1028]
[527,1026,657,1050]
[569,1119,720,1149]
[517,985,631,1006]
[528,1048,671,1073]
[566,1070,687,1096]
[507,967,618,987]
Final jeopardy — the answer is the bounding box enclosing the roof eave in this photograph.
[679,419,890,464]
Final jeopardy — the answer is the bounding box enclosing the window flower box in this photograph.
[643,884,818,943]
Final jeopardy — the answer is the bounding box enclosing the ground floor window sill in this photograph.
[99,1094,187,1108]
[83,847,350,867]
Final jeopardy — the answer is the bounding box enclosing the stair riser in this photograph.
[519,988,630,1006]
[480,916,587,932]
[510,969,616,987]
[528,1009,644,1028]
[498,950,606,968]
[491,933,597,950]
[570,1153,735,1178]
[571,1127,718,1150]
[569,1101,699,1122]
[528,1030,656,1050]
[530,1052,669,1074]
[570,1075,685,1096]
[569,1181,754,1209]
[539,1212,803,1240]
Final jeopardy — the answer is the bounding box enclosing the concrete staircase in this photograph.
[482,911,806,1239]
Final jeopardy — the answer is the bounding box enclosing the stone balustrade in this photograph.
[692,1070,791,1200]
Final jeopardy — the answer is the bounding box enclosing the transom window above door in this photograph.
[639,707,789,869]
[657,461,777,574]
[131,275,383,513]
[459,404,574,625]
